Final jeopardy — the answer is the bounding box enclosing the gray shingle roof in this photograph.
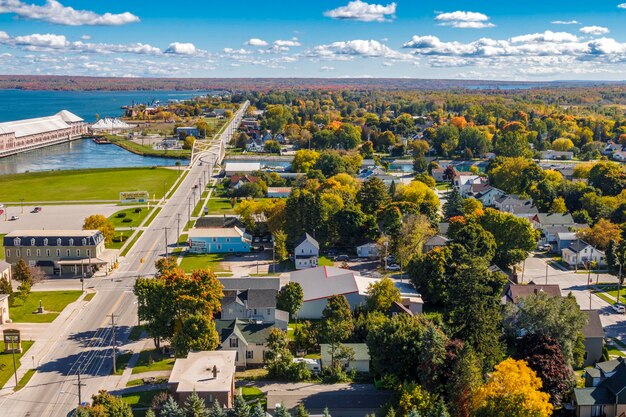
[215,319,275,345]
[240,289,277,309]
[582,310,605,339]
[574,387,614,406]
[295,233,319,249]
[218,277,281,291]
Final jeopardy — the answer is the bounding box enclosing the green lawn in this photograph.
[109,231,130,250]
[14,369,36,391]
[108,136,191,159]
[108,207,153,228]
[0,340,33,388]
[179,252,227,273]
[144,207,162,227]
[0,234,4,260]
[235,368,268,381]
[318,256,334,267]
[0,168,181,202]
[132,349,175,375]
[83,292,96,302]
[192,192,210,217]
[121,231,144,257]
[241,386,266,408]
[205,198,237,214]
[113,352,133,375]
[10,291,82,323]
[121,388,168,411]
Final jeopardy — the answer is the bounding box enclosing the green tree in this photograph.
[588,161,626,196]
[413,152,428,174]
[478,208,537,268]
[448,221,496,262]
[209,399,227,417]
[230,395,250,417]
[171,314,220,356]
[275,405,292,417]
[394,214,435,273]
[503,292,587,367]
[447,255,507,371]
[273,230,288,262]
[160,396,185,417]
[357,177,391,215]
[487,157,543,195]
[366,277,401,312]
[549,196,567,214]
[250,404,265,417]
[83,214,115,245]
[494,131,530,158]
[183,135,196,150]
[294,403,309,417]
[336,123,362,149]
[0,275,13,305]
[445,346,483,417]
[443,189,464,220]
[409,246,451,305]
[184,391,209,417]
[264,140,281,154]
[90,390,134,417]
[433,124,459,156]
[320,295,354,369]
[13,258,31,300]
[277,282,304,320]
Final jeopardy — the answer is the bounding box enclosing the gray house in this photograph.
[220,289,288,330]
[582,310,605,367]
[574,358,626,417]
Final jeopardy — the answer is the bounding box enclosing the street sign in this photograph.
[120,191,149,203]
[3,329,22,353]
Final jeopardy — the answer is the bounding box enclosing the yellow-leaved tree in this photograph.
[473,358,553,417]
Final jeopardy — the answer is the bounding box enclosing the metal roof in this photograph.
[0,110,82,138]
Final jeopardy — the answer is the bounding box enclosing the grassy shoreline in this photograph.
[105,135,191,159]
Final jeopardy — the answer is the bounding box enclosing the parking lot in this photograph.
[0,204,122,234]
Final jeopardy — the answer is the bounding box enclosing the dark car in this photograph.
[32,207,42,213]
[336,254,349,262]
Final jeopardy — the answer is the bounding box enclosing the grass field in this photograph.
[83,292,96,302]
[121,388,168,416]
[107,136,191,159]
[109,231,130,250]
[10,291,82,323]
[318,256,334,266]
[14,369,36,392]
[132,349,175,375]
[0,340,33,389]
[241,386,266,408]
[179,253,227,273]
[108,207,153,228]
[0,168,181,202]
[205,198,238,214]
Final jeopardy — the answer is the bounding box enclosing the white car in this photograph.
[613,304,625,314]
[385,264,401,271]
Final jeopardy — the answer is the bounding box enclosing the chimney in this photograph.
[212,365,218,378]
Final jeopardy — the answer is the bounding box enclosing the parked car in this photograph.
[613,304,626,314]
[253,236,261,243]
[336,254,349,262]
[385,264,401,271]
[32,207,42,213]
[9,215,19,221]
[384,255,396,263]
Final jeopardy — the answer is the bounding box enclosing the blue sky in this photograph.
[2,0,626,80]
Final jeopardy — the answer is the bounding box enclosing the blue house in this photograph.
[187,227,252,254]
[176,126,199,138]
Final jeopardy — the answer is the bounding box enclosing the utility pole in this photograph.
[164,227,169,258]
[545,262,548,285]
[110,313,118,374]
[188,196,192,225]
[76,370,86,406]
[176,214,181,248]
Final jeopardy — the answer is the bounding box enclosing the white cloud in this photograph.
[223,48,251,55]
[246,38,268,47]
[80,35,91,40]
[310,39,411,60]
[0,0,139,26]
[164,42,197,55]
[510,31,578,43]
[619,3,626,8]
[435,11,495,29]
[552,20,580,25]
[273,39,301,48]
[580,26,610,35]
[324,0,396,22]
[320,65,335,71]
[14,33,68,48]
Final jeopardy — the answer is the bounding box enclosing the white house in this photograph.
[294,233,319,270]
[356,243,379,259]
[224,162,261,176]
[473,186,506,207]
[541,150,574,160]
[291,266,423,319]
[453,173,484,197]
[320,343,370,373]
[562,240,606,269]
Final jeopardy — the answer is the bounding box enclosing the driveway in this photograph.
[253,382,391,417]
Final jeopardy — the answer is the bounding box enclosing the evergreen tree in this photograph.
[294,403,309,417]
[250,403,265,417]
[161,396,185,417]
[443,189,464,220]
[230,395,250,417]
[146,411,157,417]
[208,400,226,417]
[0,276,13,305]
[184,391,209,417]
[275,405,292,417]
[322,407,331,417]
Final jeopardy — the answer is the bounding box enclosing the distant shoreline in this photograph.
[0,75,623,92]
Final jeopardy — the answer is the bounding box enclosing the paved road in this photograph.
[0,102,248,417]
[522,253,626,341]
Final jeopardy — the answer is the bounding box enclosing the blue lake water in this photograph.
[0,89,210,122]
[0,138,185,175]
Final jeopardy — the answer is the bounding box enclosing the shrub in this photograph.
[122,218,133,223]
[134,208,142,213]
[116,212,127,218]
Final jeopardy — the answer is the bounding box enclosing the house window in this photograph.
[36,249,40,256]
[16,250,20,257]
[5,250,9,257]
[46,249,50,256]
[30,238,35,246]
[82,238,87,246]
[591,406,604,417]
[76,249,80,257]
[57,249,61,257]
[57,238,62,246]
[69,239,74,246]
[67,250,71,257]
[267,309,271,315]
[226,238,230,243]
[86,249,91,257]
[253,309,257,315]
[246,351,254,359]
[229,338,239,348]
[43,238,48,246]
[26,249,30,257]
[13,238,20,246]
